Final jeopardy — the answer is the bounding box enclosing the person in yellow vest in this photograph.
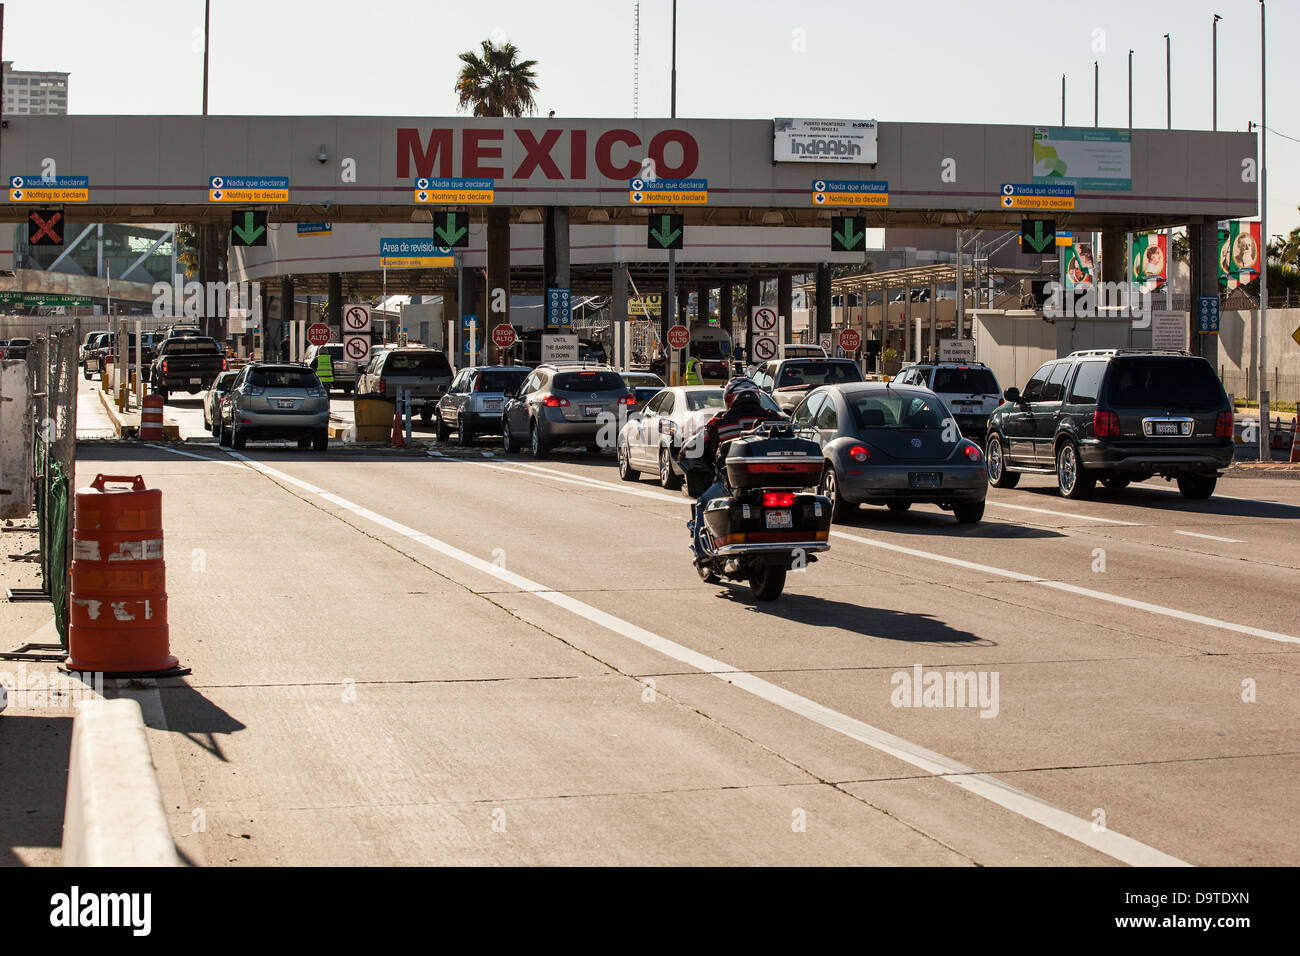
[684,355,702,385]
[314,349,334,390]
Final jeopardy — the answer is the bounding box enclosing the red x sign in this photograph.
[28,209,63,245]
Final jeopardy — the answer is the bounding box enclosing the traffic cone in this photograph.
[390,402,404,448]
[1290,423,1300,463]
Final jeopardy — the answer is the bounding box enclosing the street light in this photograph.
[1127,50,1133,129]
[1258,0,1268,461]
[1213,14,1222,130]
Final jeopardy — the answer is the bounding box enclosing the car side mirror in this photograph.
[1003,387,1022,404]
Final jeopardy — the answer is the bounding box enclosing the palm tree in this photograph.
[175,223,200,278]
[455,40,539,118]
[454,40,539,356]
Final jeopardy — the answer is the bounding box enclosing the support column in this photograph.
[1189,217,1220,367]
[929,282,937,363]
[778,271,793,344]
[746,277,761,363]
[1100,230,1126,285]
[543,208,571,290]
[881,287,890,356]
[279,276,294,362]
[328,273,343,339]
[719,282,733,337]
[815,262,832,340]
[487,207,511,362]
[612,263,629,371]
[695,283,710,326]
[904,289,913,362]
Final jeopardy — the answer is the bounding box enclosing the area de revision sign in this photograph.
[379,237,455,269]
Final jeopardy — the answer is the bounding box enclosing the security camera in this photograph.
[317,144,328,164]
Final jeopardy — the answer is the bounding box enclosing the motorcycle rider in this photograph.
[678,376,785,559]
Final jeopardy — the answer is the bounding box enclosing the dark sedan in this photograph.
[791,383,988,524]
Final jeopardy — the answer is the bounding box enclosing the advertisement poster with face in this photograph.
[1066,241,1095,287]
[1131,233,1167,292]
[1218,220,1262,288]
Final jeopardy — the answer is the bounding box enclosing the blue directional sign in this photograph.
[546,288,572,329]
[462,313,479,330]
[1197,295,1221,334]
[297,222,333,237]
[628,178,708,204]
[1000,183,1075,210]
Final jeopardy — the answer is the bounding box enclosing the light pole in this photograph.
[1164,33,1172,311]
[1213,14,1222,130]
[1127,50,1133,129]
[1093,60,1099,127]
[666,0,678,382]
[1258,0,1268,460]
[1061,74,1066,125]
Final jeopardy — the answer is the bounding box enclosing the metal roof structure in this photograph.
[795,263,1040,297]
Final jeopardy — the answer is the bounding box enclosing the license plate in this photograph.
[583,405,602,417]
[189,377,202,384]
[484,400,501,410]
[1154,422,1180,435]
[276,399,296,409]
[765,509,792,529]
[909,472,941,489]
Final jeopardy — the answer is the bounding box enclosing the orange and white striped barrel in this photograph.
[66,474,179,675]
[139,394,165,441]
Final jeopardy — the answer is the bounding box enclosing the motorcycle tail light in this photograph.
[762,492,795,507]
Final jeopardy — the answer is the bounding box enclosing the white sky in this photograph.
[5,0,1296,235]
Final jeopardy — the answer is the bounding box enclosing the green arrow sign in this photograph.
[1020,218,1055,254]
[831,216,865,252]
[647,213,684,250]
[231,210,267,246]
[432,211,470,248]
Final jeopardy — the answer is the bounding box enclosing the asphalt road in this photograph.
[69,378,1300,866]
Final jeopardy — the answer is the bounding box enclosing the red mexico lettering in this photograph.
[595,129,641,179]
[570,129,587,179]
[514,129,564,179]
[648,129,698,179]
[463,128,505,178]
[397,128,453,178]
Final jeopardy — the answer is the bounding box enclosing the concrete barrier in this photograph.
[63,698,180,866]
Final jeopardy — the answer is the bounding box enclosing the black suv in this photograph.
[985,350,1234,500]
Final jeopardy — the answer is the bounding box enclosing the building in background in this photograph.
[3,61,69,115]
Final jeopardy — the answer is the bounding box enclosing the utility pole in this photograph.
[666,0,678,384]
[200,0,214,340]
[1213,14,1222,130]
[1094,61,1099,127]
[1258,0,1269,461]
[1060,74,1065,125]
[1127,50,1133,129]
[1164,33,1173,312]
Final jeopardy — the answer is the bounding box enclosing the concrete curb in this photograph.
[62,698,180,866]
[95,387,179,440]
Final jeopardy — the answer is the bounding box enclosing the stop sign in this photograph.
[838,328,862,353]
[306,322,331,347]
[667,324,691,350]
[492,324,517,349]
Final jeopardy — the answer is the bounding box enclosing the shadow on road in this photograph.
[154,679,246,762]
[837,507,1066,540]
[0,713,73,866]
[1017,482,1299,520]
[716,587,993,646]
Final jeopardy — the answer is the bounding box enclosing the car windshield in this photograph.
[1105,357,1225,408]
[932,367,999,395]
[477,369,529,392]
[553,370,627,392]
[623,374,665,388]
[686,389,724,411]
[849,392,949,430]
[249,368,318,389]
[385,351,451,374]
[776,361,863,388]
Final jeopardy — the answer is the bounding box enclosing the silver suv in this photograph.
[357,347,453,423]
[894,362,1002,440]
[219,363,330,451]
[501,364,635,458]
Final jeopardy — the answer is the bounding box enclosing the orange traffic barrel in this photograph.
[139,394,164,441]
[66,474,184,676]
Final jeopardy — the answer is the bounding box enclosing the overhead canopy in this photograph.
[795,262,1039,297]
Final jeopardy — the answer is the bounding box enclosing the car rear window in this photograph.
[553,370,627,391]
[477,369,529,392]
[249,368,318,388]
[686,389,724,411]
[932,367,999,395]
[214,371,239,390]
[160,338,220,354]
[321,345,344,359]
[849,393,949,430]
[776,361,863,388]
[1105,357,1225,408]
[384,351,452,375]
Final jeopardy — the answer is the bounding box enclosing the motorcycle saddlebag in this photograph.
[701,493,832,547]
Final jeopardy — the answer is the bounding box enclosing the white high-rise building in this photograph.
[3,61,69,115]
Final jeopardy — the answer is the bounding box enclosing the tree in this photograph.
[175,223,200,278]
[455,40,539,118]
[455,40,540,359]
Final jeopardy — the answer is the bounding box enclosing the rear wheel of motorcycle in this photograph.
[750,563,787,602]
[695,561,720,584]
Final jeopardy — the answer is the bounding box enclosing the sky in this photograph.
[5,0,1297,235]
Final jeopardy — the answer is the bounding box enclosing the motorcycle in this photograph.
[679,420,832,601]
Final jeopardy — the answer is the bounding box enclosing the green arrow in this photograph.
[833,218,863,250]
[649,215,682,249]
[434,217,467,246]
[232,211,265,245]
[1023,220,1053,253]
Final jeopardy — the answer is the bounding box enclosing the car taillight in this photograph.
[222,358,229,371]
[619,394,635,405]
[848,445,871,462]
[964,444,983,462]
[377,378,386,393]
[1215,410,1233,438]
[762,492,795,507]
[1093,410,1119,439]
[162,359,168,375]
[543,394,570,407]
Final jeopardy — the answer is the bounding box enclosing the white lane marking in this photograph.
[830,529,1300,646]
[225,450,1186,867]
[985,500,1140,526]
[143,442,246,467]
[434,452,685,503]
[1173,530,1243,544]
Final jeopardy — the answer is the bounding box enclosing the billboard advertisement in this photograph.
[1131,233,1167,292]
[1066,240,1096,287]
[1033,127,1132,191]
[773,118,878,164]
[1218,220,1262,288]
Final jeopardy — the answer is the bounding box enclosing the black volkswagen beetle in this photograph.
[789,382,988,523]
